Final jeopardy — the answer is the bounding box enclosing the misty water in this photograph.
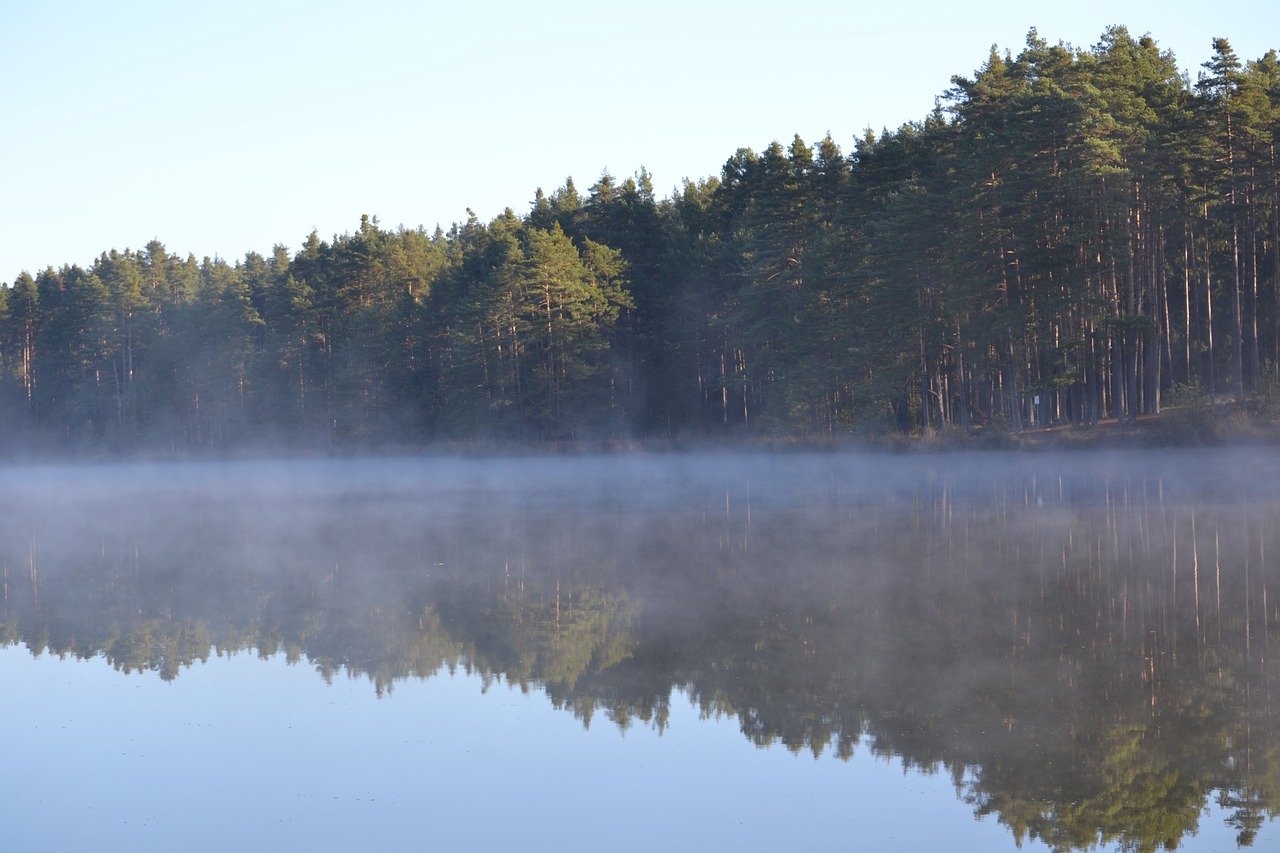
[2,449,1278,852]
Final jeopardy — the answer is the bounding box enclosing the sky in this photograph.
[2,0,1278,284]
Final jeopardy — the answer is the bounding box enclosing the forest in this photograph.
[3,27,1279,452]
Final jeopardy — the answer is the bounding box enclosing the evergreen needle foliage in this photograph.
[3,27,1279,452]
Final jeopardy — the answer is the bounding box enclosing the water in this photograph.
[1,449,1277,851]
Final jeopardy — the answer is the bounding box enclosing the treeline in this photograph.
[3,27,1279,450]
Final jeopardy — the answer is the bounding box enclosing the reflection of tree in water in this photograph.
[445,573,636,691]
[1,460,1278,850]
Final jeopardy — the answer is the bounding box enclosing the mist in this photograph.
[3,447,1279,850]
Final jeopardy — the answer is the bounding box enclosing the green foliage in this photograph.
[0,27,1278,449]
[1153,380,1223,443]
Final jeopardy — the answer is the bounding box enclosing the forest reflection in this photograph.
[2,450,1278,852]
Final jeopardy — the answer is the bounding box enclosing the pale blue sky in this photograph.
[2,0,1277,283]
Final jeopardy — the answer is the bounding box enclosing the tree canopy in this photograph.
[3,28,1279,452]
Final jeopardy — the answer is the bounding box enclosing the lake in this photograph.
[2,449,1277,851]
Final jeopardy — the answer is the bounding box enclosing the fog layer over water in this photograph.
[2,449,1278,851]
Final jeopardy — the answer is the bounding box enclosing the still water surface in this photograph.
[1,450,1277,851]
